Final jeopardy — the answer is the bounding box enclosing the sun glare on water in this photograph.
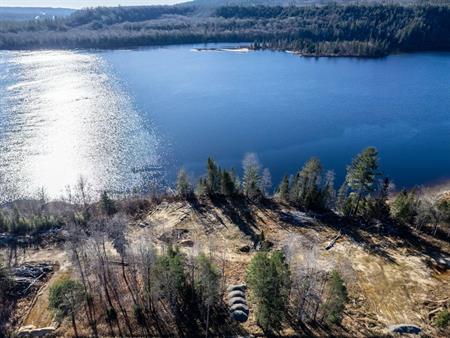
[0,51,163,202]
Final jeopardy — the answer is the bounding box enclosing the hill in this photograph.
[0,7,74,21]
[0,3,449,56]
[1,195,450,336]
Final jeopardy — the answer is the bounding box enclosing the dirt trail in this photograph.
[16,248,70,329]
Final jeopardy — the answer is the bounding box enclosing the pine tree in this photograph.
[0,260,14,336]
[323,270,348,326]
[220,170,235,196]
[277,175,290,202]
[391,189,419,225]
[323,170,336,210]
[206,157,221,195]
[194,254,221,337]
[156,246,187,313]
[246,251,290,333]
[345,147,380,216]
[49,277,84,338]
[289,158,324,210]
[176,169,193,198]
[368,177,391,221]
[100,191,117,216]
[242,153,262,200]
[196,178,208,197]
[229,168,241,194]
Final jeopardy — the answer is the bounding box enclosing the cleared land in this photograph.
[3,195,450,337]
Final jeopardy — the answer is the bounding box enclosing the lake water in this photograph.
[0,45,449,202]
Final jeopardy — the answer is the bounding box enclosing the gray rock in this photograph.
[388,324,421,335]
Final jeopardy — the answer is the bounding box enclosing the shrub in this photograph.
[323,270,348,325]
[435,309,450,328]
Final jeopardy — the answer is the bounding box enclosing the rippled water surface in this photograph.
[0,51,163,202]
[0,47,449,201]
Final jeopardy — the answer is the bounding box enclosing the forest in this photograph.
[0,3,449,56]
[1,147,450,336]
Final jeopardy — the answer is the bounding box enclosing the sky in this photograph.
[0,1,182,8]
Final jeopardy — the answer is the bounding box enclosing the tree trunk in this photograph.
[73,248,98,338]
[205,303,210,338]
[71,312,79,338]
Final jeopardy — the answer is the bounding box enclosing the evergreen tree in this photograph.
[0,260,14,336]
[322,270,348,326]
[323,170,336,210]
[194,253,221,337]
[344,147,380,216]
[100,191,117,216]
[49,277,84,338]
[229,168,241,194]
[206,157,221,195]
[246,251,290,333]
[368,177,391,221]
[289,157,324,210]
[277,175,290,202]
[242,153,262,200]
[156,246,187,312]
[196,178,208,197]
[176,169,193,198]
[220,170,235,196]
[391,189,419,225]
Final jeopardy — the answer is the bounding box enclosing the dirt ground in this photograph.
[4,196,450,336]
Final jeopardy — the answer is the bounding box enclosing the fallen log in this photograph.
[325,231,341,250]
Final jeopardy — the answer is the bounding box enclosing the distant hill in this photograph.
[0,7,75,21]
[0,3,449,57]
[189,0,419,5]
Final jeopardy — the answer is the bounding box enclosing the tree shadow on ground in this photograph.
[188,196,448,265]
[188,195,260,245]
[313,211,448,264]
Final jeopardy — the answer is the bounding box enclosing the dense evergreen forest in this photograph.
[0,3,449,56]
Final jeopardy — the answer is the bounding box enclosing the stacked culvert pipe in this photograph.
[227,284,249,323]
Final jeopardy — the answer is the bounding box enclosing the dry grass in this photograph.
[4,196,450,336]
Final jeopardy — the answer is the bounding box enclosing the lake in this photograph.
[0,45,449,202]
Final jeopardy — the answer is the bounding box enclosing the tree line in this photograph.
[177,147,450,238]
[0,4,448,56]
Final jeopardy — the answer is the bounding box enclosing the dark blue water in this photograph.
[102,46,450,189]
[1,46,449,201]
